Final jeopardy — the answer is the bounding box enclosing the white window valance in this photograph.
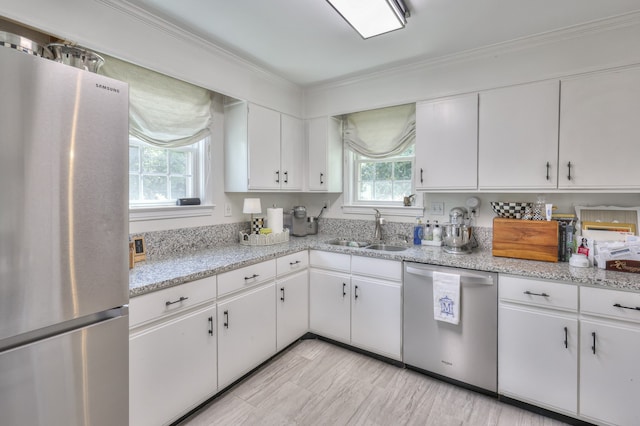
[343,103,416,158]
[99,55,212,148]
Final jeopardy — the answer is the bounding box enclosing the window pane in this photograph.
[394,181,412,200]
[129,146,140,172]
[142,146,168,174]
[171,176,187,199]
[359,181,373,201]
[374,181,392,200]
[375,162,392,180]
[143,176,168,200]
[360,162,375,181]
[395,161,412,180]
[169,151,188,175]
[129,175,140,201]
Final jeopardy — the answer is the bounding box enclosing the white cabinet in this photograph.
[559,67,640,190]
[579,287,640,426]
[498,276,578,416]
[309,267,351,343]
[478,80,560,190]
[217,282,276,388]
[415,94,478,190]
[129,277,217,426]
[309,251,402,360]
[276,251,309,351]
[306,116,343,192]
[223,101,304,191]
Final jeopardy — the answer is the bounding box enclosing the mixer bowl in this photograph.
[442,224,472,254]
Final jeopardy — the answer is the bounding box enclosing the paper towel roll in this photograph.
[267,207,283,234]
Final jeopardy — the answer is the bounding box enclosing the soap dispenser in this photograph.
[413,217,424,245]
[432,220,442,242]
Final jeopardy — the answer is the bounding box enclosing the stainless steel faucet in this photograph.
[373,209,386,241]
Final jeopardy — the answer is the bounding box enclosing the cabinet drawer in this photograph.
[351,255,401,281]
[277,251,309,277]
[499,275,577,311]
[218,260,276,297]
[309,250,350,272]
[581,286,640,323]
[129,276,217,328]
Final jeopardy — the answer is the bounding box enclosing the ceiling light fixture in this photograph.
[327,0,410,39]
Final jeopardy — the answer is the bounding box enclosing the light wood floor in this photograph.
[180,339,569,426]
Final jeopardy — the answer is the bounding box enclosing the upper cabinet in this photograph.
[559,67,640,190]
[224,101,304,192]
[306,116,343,192]
[415,94,478,191]
[478,80,560,190]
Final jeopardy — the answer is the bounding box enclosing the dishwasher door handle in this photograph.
[405,266,494,285]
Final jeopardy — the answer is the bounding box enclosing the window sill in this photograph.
[129,204,215,222]
[341,204,424,218]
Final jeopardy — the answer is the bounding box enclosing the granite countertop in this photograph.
[129,234,640,298]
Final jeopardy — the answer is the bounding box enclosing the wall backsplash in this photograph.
[133,218,492,260]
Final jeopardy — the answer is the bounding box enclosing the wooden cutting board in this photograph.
[492,218,559,262]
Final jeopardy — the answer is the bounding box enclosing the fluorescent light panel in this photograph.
[327,0,407,39]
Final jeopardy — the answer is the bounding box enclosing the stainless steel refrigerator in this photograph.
[0,45,129,425]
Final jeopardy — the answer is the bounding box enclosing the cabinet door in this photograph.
[478,80,559,190]
[217,283,276,388]
[276,269,309,351]
[280,114,304,191]
[580,319,640,426]
[130,305,217,426]
[559,67,640,189]
[415,94,478,190]
[306,116,342,192]
[498,304,577,416]
[309,268,350,343]
[351,276,402,360]
[248,103,281,190]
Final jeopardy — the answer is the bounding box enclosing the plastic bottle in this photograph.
[432,220,442,242]
[413,217,424,245]
[424,220,433,241]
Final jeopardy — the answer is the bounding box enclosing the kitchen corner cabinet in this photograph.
[129,277,218,426]
[224,101,304,191]
[276,251,309,351]
[308,250,402,360]
[559,67,640,190]
[415,93,478,191]
[306,116,343,192]
[498,276,578,417]
[478,80,560,190]
[579,287,640,426]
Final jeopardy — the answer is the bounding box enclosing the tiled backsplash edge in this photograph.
[133,219,492,260]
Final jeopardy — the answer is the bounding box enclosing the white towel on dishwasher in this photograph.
[433,271,461,325]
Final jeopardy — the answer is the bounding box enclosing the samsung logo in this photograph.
[96,83,120,94]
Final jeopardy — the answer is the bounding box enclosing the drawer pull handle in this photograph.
[284,171,288,184]
[567,161,572,181]
[546,161,550,181]
[280,287,285,302]
[208,316,214,336]
[524,291,550,297]
[289,260,301,265]
[420,168,424,184]
[563,326,568,349]
[165,296,189,306]
[591,331,596,354]
[320,173,324,185]
[275,170,280,183]
[244,274,259,281]
[224,310,229,328]
[342,282,347,298]
[613,303,640,311]
[354,285,359,300]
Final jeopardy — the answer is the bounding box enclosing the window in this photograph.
[354,145,414,203]
[129,136,207,206]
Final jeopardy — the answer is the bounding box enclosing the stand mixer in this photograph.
[442,207,473,254]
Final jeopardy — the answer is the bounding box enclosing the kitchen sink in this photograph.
[325,238,370,248]
[364,244,408,252]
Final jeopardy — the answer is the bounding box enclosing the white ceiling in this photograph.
[128,0,640,86]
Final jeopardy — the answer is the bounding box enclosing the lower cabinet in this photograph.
[498,276,578,417]
[217,282,276,389]
[129,304,217,426]
[277,269,309,351]
[309,268,351,343]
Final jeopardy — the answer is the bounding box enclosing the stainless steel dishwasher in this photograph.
[403,262,498,393]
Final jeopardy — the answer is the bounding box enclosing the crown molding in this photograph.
[306,10,640,92]
[95,0,299,91]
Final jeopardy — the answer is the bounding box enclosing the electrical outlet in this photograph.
[429,201,445,216]
[224,203,232,217]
